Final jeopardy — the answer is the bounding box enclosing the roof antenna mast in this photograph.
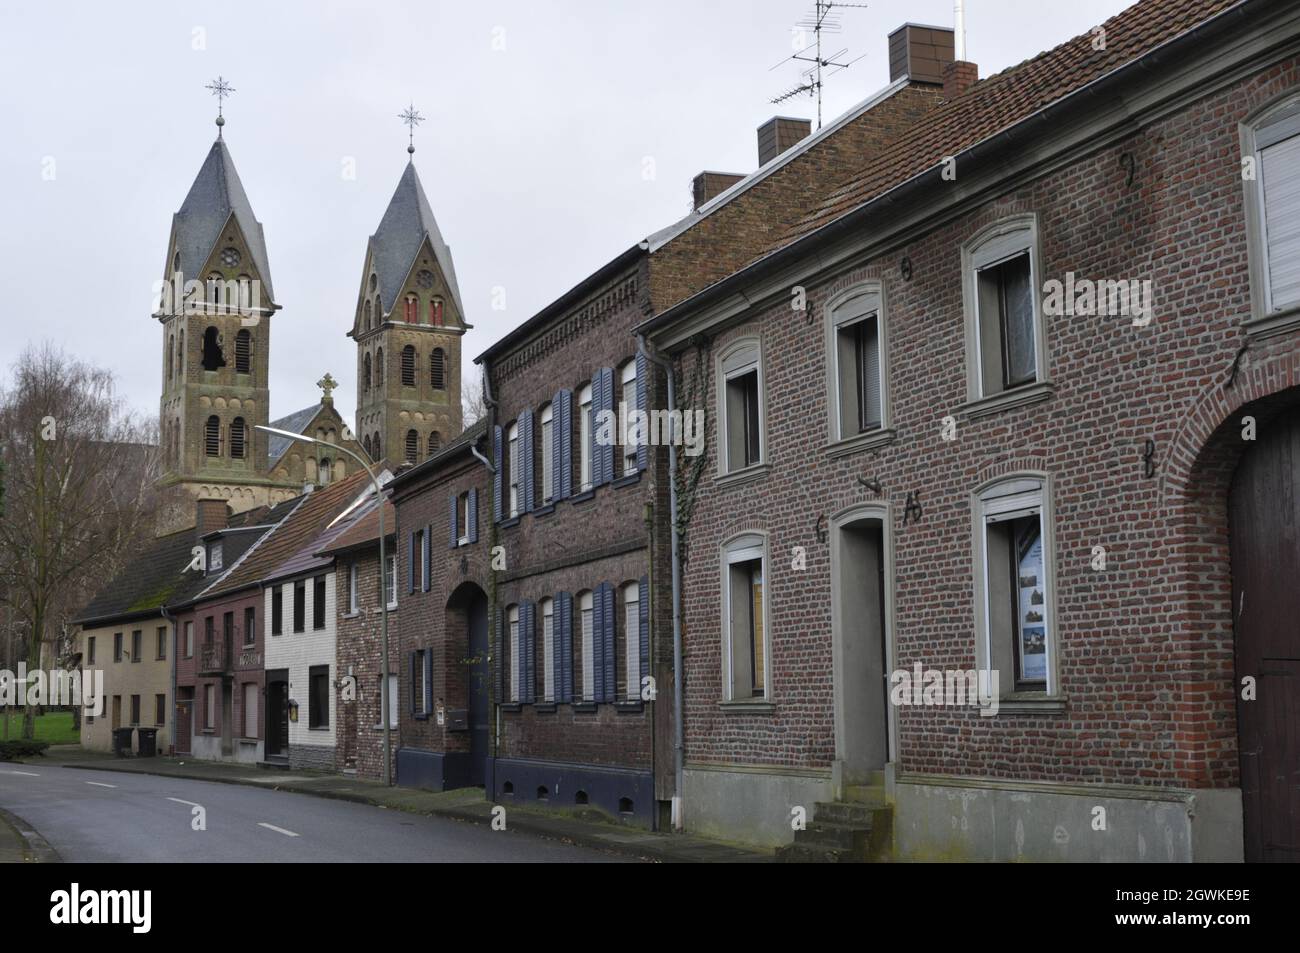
[769,1,869,129]
[955,0,966,60]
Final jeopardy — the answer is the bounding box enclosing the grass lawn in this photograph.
[0,710,80,744]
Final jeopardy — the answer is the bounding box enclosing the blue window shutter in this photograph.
[558,591,573,703]
[523,601,536,704]
[602,582,616,702]
[601,368,616,485]
[423,649,433,714]
[559,390,573,499]
[468,488,479,543]
[494,608,505,702]
[592,584,606,703]
[552,390,566,502]
[408,530,417,593]
[409,651,418,715]
[448,493,459,548]
[522,409,535,513]
[635,351,649,472]
[639,575,650,700]
[492,425,504,523]
[422,525,431,592]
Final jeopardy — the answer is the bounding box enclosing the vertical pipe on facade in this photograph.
[162,604,177,756]
[479,364,501,767]
[637,334,684,831]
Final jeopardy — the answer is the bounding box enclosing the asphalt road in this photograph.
[0,766,635,863]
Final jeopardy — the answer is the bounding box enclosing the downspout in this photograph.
[478,361,502,787]
[161,604,177,756]
[638,333,684,831]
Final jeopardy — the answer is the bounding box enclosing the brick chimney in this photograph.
[757,116,811,167]
[943,60,978,100]
[692,171,745,211]
[195,498,230,537]
[888,23,955,86]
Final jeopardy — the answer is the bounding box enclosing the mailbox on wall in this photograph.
[445,709,468,731]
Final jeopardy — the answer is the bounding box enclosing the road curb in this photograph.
[0,806,61,863]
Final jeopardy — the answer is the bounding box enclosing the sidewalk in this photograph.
[37,747,769,863]
[0,806,59,863]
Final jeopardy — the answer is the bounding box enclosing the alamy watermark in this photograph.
[1042,271,1154,327]
[0,664,104,716]
[595,401,705,457]
[889,664,1000,716]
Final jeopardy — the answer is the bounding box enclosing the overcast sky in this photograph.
[0,0,1132,427]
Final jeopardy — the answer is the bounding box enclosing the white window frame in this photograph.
[720,532,771,702]
[541,597,555,702]
[716,337,765,476]
[458,491,470,546]
[540,403,554,504]
[961,214,1048,404]
[183,620,194,658]
[620,362,638,476]
[579,590,594,702]
[507,604,520,703]
[242,682,258,739]
[1241,90,1300,329]
[825,283,890,445]
[578,384,594,492]
[623,583,640,702]
[971,474,1059,699]
[385,554,398,609]
[348,562,359,614]
[508,422,520,517]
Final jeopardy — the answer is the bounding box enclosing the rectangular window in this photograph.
[309,665,329,729]
[385,555,398,609]
[272,585,283,635]
[87,636,96,665]
[978,253,1036,390]
[375,674,399,728]
[204,616,214,644]
[580,592,594,703]
[131,630,142,663]
[833,290,884,439]
[244,606,256,647]
[243,682,258,738]
[721,344,763,474]
[113,632,122,662]
[458,492,470,546]
[579,384,594,492]
[621,364,638,476]
[208,542,223,572]
[542,599,555,702]
[508,606,520,703]
[313,575,327,630]
[156,626,167,660]
[541,405,554,504]
[293,581,305,633]
[412,650,426,714]
[204,684,215,730]
[130,694,140,726]
[222,612,233,645]
[155,694,166,726]
[624,585,640,702]
[1255,110,1300,312]
[184,621,194,658]
[348,563,358,614]
[508,423,520,517]
[724,538,767,701]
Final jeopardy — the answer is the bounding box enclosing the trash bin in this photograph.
[111,727,134,757]
[137,728,158,758]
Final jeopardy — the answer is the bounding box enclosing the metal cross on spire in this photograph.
[399,103,424,159]
[205,76,236,137]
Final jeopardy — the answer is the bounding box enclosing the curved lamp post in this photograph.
[255,425,393,786]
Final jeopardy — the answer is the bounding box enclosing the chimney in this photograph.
[195,498,230,537]
[943,60,978,100]
[757,116,812,167]
[692,171,746,211]
[887,23,955,86]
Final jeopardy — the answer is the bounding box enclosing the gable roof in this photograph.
[264,480,385,582]
[371,162,464,319]
[171,139,275,300]
[314,497,396,556]
[266,404,321,462]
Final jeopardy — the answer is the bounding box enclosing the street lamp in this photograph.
[255,425,393,786]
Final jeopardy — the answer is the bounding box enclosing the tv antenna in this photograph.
[769,2,869,129]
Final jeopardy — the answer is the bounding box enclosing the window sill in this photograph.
[239,737,258,744]
[498,516,520,529]
[571,702,598,714]
[719,699,776,714]
[715,463,770,490]
[342,612,358,620]
[1244,303,1300,341]
[531,505,555,519]
[500,703,523,713]
[993,695,1067,714]
[414,712,428,721]
[534,703,558,714]
[825,427,897,459]
[612,471,642,489]
[614,701,644,714]
[568,490,596,505]
[961,380,1055,420]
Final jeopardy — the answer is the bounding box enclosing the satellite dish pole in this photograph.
[769,1,869,129]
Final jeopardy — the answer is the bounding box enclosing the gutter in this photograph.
[637,333,685,831]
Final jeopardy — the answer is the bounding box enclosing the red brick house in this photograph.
[639,0,1300,860]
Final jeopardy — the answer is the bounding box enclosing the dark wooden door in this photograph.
[266,679,288,757]
[1230,408,1300,862]
[467,591,489,787]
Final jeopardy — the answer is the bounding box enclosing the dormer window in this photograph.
[208,542,223,573]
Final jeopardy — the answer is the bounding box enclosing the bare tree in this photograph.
[462,368,487,429]
[0,344,159,738]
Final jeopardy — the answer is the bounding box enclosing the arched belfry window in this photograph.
[427,431,441,457]
[430,348,445,390]
[404,429,418,464]
[363,352,372,392]
[375,347,385,387]
[177,329,184,380]
[234,329,251,374]
[204,416,221,457]
[404,294,418,324]
[201,327,225,371]
[364,299,372,332]
[372,433,382,459]
[230,417,247,459]
[167,334,174,380]
[401,346,416,386]
[430,298,444,326]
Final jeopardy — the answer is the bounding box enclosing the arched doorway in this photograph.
[447,581,490,787]
[1230,405,1300,862]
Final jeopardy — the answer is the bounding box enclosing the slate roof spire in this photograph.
[369,161,463,318]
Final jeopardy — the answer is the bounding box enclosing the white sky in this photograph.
[0,0,1132,427]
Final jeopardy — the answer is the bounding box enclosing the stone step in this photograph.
[814,800,885,826]
[774,842,858,863]
[843,782,887,805]
[794,820,869,851]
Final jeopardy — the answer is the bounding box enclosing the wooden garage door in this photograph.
[1230,408,1300,862]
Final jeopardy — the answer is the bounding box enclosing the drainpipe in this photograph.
[638,333,684,831]
[479,361,502,785]
[162,604,177,756]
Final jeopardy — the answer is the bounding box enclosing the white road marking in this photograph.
[166,797,203,808]
[85,781,117,788]
[1,770,39,777]
[258,822,299,838]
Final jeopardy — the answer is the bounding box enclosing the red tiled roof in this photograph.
[781,0,1241,246]
[315,498,395,555]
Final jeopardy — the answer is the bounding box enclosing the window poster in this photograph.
[1016,525,1047,683]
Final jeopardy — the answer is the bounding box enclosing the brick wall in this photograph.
[334,544,398,782]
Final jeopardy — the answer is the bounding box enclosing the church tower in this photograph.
[155,105,297,527]
[350,148,467,468]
